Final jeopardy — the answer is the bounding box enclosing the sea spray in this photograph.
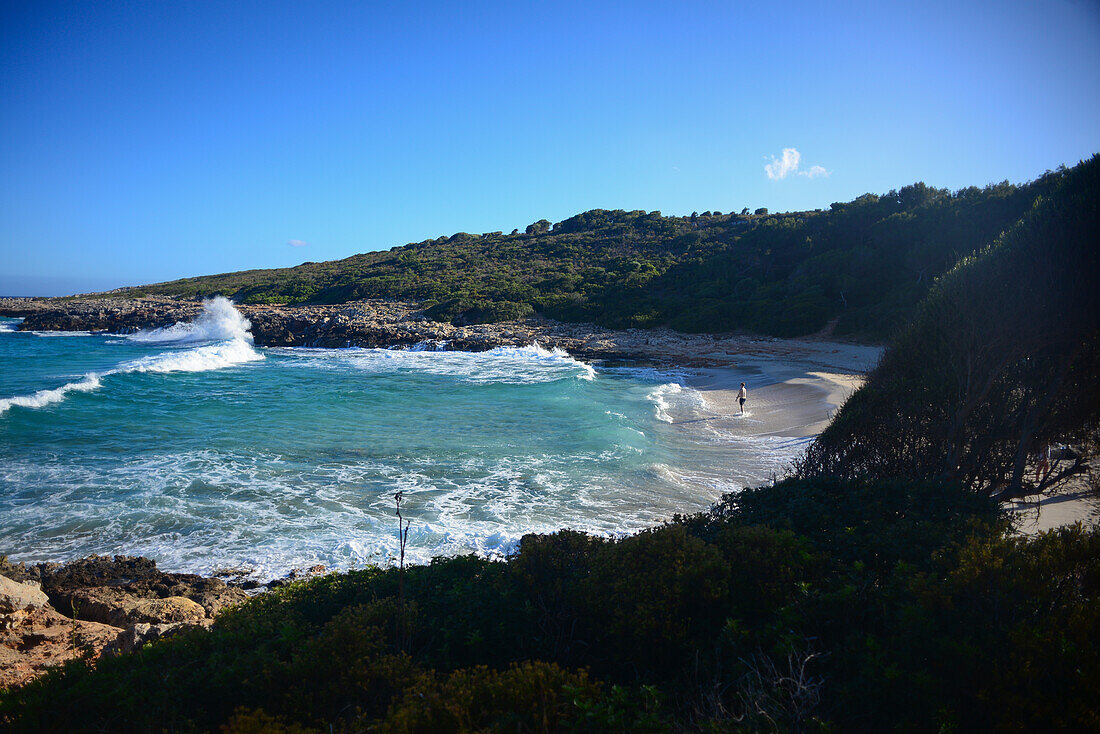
[126,296,256,345]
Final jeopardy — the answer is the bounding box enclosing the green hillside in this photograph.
[121,167,1071,339]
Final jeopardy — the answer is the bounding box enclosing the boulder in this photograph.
[131,596,207,625]
[64,588,209,627]
[41,555,248,621]
[0,574,49,617]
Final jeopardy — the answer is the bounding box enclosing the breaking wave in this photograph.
[125,296,255,345]
[277,340,596,384]
[0,298,262,416]
[0,374,102,414]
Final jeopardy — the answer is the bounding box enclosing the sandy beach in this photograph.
[678,340,881,440]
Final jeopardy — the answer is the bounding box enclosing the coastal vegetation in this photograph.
[2,479,1096,731]
[799,155,1100,501]
[118,168,1069,340]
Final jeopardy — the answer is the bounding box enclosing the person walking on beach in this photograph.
[738,382,747,414]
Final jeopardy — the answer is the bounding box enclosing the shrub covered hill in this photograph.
[118,164,1078,339]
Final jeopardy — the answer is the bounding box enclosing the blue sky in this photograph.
[2,1,1098,296]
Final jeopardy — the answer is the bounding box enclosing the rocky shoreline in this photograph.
[0,295,876,371]
[0,554,329,689]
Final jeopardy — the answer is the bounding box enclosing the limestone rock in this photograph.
[131,596,207,624]
[0,573,49,616]
[0,605,121,689]
[41,555,248,623]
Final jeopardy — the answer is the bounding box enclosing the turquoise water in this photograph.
[0,300,800,580]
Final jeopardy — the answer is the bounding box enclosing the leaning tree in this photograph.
[799,156,1100,500]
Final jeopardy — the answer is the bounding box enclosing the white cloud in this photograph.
[799,165,830,179]
[765,148,801,180]
[764,148,830,181]
[287,239,309,247]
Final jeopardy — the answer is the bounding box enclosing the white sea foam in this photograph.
[0,298,262,416]
[404,340,448,352]
[482,342,597,381]
[276,340,595,384]
[0,320,21,333]
[0,445,666,580]
[120,338,264,373]
[0,374,102,415]
[647,382,707,423]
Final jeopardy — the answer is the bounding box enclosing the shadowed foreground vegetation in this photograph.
[799,155,1100,500]
[118,167,1074,339]
[3,477,1097,732]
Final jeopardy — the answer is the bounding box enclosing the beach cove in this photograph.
[0,298,884,686]
[0,298,881,578]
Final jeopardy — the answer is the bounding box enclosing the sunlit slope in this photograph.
[120,163,1085,338]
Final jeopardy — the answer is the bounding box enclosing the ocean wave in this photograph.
[0,448,661,580]
[119,338,264,373]
[273,340,595,384]
[0,374,102,415]
[30,330,94,337]
[1,298,262,416]
[0,319,22,333]
[646,381,706,423]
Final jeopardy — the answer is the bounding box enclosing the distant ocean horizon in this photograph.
[0,299,806,581]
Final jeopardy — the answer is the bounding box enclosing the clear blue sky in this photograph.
[2,0,1098,296]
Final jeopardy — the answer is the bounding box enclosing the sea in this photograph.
[0,298,806,581]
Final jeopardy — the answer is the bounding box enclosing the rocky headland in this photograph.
[0,296,877,371]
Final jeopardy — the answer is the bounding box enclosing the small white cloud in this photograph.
[765,148,801,180]
[765,148,830,181]
[799,165,830,179]
[287,239,309,247]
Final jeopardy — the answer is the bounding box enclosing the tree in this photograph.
[525,219,551,235]
[754,208,768,216]
[799,156,1100,500]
